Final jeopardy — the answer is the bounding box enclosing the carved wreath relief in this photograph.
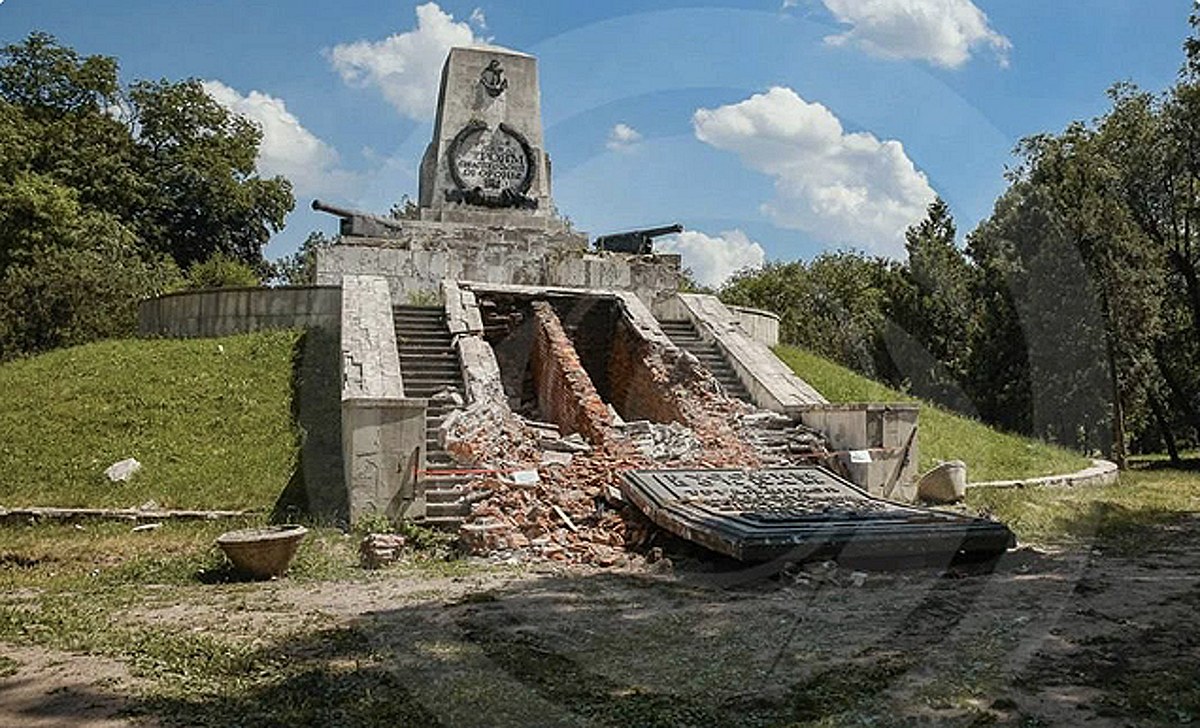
[445,121,538,209]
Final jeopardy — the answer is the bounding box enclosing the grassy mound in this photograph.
[776,346,1092,482]
[0,331,302,511]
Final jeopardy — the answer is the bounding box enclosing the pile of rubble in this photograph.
[438,301,830,566]
[737,411,829,466]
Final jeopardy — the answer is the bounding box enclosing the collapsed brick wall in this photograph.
[551,298,619,401]
[608,316,689,425]
[529,300,615,445]
[608,315,760,467]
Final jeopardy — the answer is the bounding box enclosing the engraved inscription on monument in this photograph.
[445,121,536,209]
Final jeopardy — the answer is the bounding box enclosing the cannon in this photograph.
[312,199,406,238]
[593,224,683,254]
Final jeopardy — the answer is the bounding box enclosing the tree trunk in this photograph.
[1155,343,1200,435]
[1169,248,1200,343]
[1149,392,1181,465]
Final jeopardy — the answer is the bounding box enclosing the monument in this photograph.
[315,44,687,307]
[419,47,556,224]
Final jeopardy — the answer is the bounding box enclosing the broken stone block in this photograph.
[917,460,967,504]
[542,433,591,453]
[540,450,573,467]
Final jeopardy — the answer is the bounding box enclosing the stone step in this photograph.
[399,351,458,359]
[403,367,461,379]
[419,515,466,531]
[394,325,451,335]
[393,306,444,315]
[401,359,461,370]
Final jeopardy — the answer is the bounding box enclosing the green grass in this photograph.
[776,345,1092,482]
[0,331,302,511]
[967,463,1200,552]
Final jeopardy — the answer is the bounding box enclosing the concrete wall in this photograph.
[340,275,427,523]
[798,404,920,499]
[138,287,340,338]
[654,298,779,348]
[317,235,681,314]
[726,305,780,348]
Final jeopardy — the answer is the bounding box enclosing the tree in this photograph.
[130,79,293,268]
[0,32,295,359]
[272,231,334,287]
[887,198,978,412]
[721,252,900,380]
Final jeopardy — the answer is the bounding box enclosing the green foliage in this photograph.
[129,78,292,268]
[272,231,333,287]
[721,251,901,379]
[388,194,420,220]
[0,331,301,510]
[0,31,118,113]
[0,33,295,359]
[185,252,261,290]
[886,198,978,413]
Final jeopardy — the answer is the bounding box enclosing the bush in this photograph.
[185,252,261,290]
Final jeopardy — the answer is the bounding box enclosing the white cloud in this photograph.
[657,229,766,288]
[820,0,1010,68]
[693,86,935,257]
[327,2,484,120]
[606,123,643,152]
[469,7,488,30]
[202,80,358,198]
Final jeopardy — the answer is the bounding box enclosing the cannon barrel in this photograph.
[311,199,358,219]
[635,224,684,239]
[311,199,404,237]
[593,224,684,254]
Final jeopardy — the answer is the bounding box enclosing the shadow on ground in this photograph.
[124,538,1188,728]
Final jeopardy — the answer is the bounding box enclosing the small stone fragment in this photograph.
[104,458,141,483]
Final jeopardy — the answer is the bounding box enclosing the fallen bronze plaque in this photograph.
[622,467,1015,562]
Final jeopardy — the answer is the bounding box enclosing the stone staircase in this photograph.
[658,319,752,403]
[393,305,471,528]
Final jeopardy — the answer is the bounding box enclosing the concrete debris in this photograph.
[540,450,573,467]
[622,420,700,462]
[508,470,540,486]
[430,388,464,407]
[104,458,141,483]
[540,433,591,453]
[785,561,871,588]
[359,533,407,569]
[442,297,840,567]
[738,414,828,466]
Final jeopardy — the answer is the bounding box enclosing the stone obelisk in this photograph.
[418,45,562,229]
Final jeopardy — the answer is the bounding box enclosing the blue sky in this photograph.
[0,1,1191,285]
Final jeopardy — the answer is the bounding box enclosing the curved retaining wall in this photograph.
[968,459,1119,489]
[726,305,781,347]
[138,286,341,338]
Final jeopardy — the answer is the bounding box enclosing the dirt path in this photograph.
[6,517,1200,726]
[0,645,150,728]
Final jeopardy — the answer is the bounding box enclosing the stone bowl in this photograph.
[215,524,308,579]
